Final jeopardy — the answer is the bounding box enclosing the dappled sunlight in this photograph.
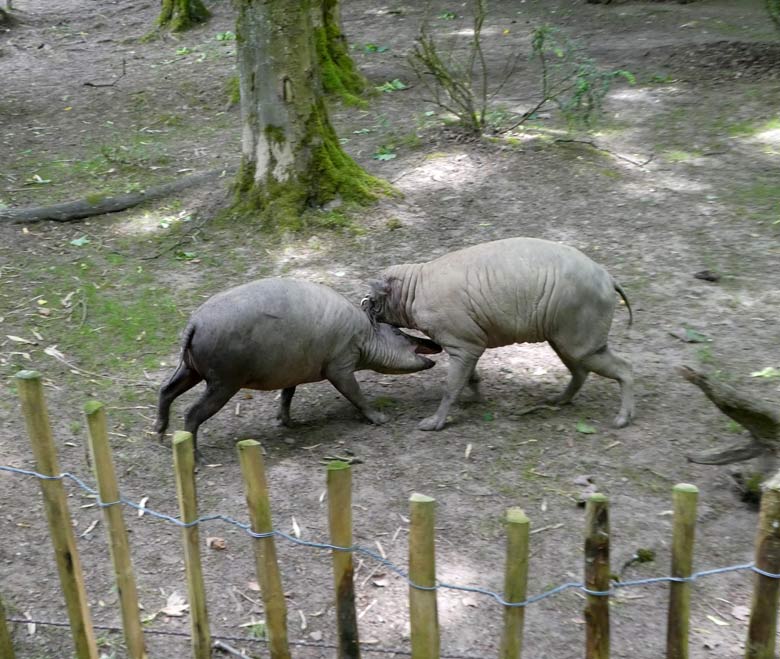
[750,127,780,148]
[113,208,194,237]
[609,86,677,105]
[395,152,492,195]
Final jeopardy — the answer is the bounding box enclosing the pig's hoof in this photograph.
[273,416,291,428]
[613,411,632,428]
[418,415,446,431]
[368,412,389,425]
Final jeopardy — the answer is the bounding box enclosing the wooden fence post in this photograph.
[666,483,698,659]
[409,493,439,659]
[499,507,530,659]
[15,370,98,659]
[327,461,360,658]
[0,590,15,659]
[584,493,610,659]
[236,440,291,659]
[84,401,147,659]
[172,431,210,659]
[745,471,780,659]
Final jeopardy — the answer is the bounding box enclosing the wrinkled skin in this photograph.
[363,237,634,431]
[155,278,441,457]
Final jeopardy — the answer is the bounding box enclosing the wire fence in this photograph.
[2,462,776,611]
[5,615,484,658]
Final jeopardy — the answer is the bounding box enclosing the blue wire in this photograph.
[2,464,775,608]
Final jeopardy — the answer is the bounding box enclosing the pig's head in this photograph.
[365,323,441,375]
[362,277,404,327]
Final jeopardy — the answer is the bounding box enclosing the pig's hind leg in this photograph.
[579,346,634,428]
[184,381,240,459]
[549,343,589,406]
[155,361,202,440]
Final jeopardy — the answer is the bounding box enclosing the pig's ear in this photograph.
[368,278,391,298]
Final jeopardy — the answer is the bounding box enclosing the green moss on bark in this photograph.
[157,0,210,32]
[232,101,394,230]
[225,75,240,106]
[770,0,780,27]
[314,24,367,107]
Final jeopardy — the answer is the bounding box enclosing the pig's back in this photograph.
[416,238,614,348]
[187,279,359,389]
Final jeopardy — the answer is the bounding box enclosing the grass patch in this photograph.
[728,178,780,228]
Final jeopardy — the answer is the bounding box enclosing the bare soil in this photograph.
[2,1,780,657]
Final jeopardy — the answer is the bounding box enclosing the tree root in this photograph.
[0,168,229,223]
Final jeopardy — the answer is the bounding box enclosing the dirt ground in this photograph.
[2,0,780,657]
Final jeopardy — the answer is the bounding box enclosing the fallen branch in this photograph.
[0,168,230,223]
[680,365,779,470]
[554,139,654,167]
[84,59,127,88]
[213,640,252,659]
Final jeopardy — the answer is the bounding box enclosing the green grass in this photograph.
[728,179,780,228]
[16,255,187,382]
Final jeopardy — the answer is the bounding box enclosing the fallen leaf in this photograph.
[247,581,260,592]
[137,496,149,517]
[291,516,301,539]
[7,335,36,345]
[693,269,720,282]
[464,443,473,460]
[79,519,99,538]
[43,345,65,360]
[576,421,596,435]
[309,630,323,641]
[206,536,226,550]
[669,327,710,343]
[372,577,389,588]
[160,592,188,617]
[706,614,728,627]
[731,605,750,621]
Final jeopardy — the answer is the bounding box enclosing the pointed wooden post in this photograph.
[15,370,98,659]
[172,431,210,659]
[409,493,439,659]
[746,471,780,659]
[327,460,360,658]
[84,401,147,659]
[584,493,610,659]
[0,590,15,659]
[237,440,291,659]
[499,508,530,659]
[666,484,698,659]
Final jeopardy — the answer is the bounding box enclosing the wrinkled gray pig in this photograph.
[155,278,441,454]
[363,237,633,431]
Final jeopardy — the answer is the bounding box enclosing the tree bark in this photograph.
[157,0,210,32]
[233,0,388,227]
[315,0,367,105]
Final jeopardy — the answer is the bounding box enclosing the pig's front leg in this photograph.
[325,365,388,425]
[274,386,296,426]
[419,347,483,431]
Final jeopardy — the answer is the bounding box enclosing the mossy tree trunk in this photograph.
[234,0,388,228]
[157,0,210,32]
[316,0,367,105]
[769,0,780,28]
